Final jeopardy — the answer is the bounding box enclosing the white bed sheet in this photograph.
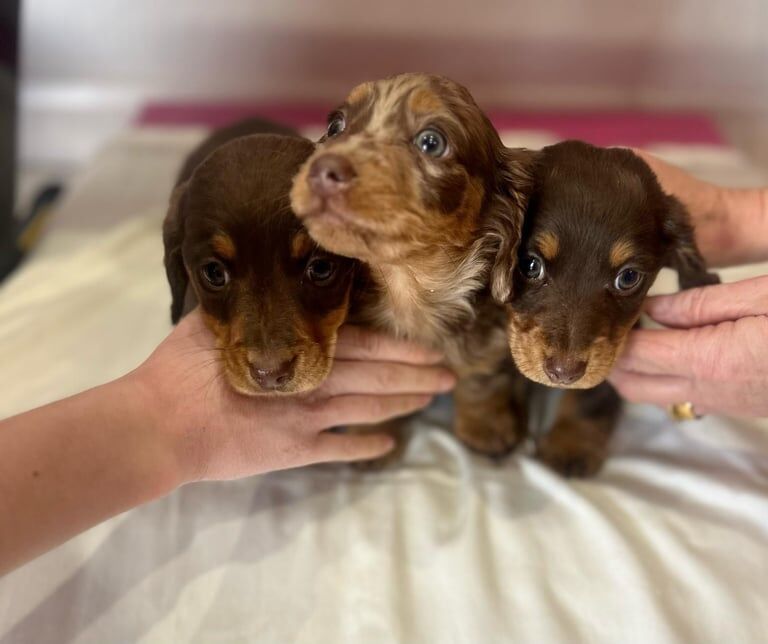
[1,129,767,643]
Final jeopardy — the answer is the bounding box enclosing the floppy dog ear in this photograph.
[662,195,721,290]
[163,181,190,324]
[488,148,536,303]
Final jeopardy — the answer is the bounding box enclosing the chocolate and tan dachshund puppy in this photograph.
[492,140,720,476]
[291,73,533,458]
[163,124,358,395]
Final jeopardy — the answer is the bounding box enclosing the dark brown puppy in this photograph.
[291,73,533,457]
[492,140,719,476]
[163,131,358,395]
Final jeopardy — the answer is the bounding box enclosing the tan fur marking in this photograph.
[346,82,373,106]
[408,88,444,115]
[212,234,236,260]
[290,229,314,259]
[506,311,639,389]
[536,231,560,261]
[609,239,636,267]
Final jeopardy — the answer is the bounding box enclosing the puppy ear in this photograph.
[662,195,721,290]
[163,181,190,323]
[488,148,536,302]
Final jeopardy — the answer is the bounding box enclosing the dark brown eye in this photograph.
[327,114,346,138]
[199,260,229,290]
[522,254,545,280]
[306,257,337,286]
[414,129,448,157]
[614,268,643,292]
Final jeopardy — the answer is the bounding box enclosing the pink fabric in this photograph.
[137,102,723,147]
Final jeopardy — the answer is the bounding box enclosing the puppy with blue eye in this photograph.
[163,124,358,395]
[490,140,720,476]
[290,73,533,461]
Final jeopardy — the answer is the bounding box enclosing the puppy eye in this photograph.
[306,257,337,286]
[521,254,545,280]
[199,260,229,290]
[414,129,448,157]
[614,267,644,292]
[326,114,346,138]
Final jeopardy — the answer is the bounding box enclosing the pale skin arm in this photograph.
[634,150,768,267]
[611,152,768,416]
[0,310,455,576]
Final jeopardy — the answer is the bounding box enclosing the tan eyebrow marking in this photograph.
[609,239,637,267]
[535,231,560,261]
[212,233,236,260]
[290,229,315,259]
[408,87,444,114]
[346,82,374,106]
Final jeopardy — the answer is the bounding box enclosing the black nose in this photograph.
[250,357,296,391]
[308,154,356,197]
[544,357,587,386]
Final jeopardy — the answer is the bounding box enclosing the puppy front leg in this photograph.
[535,382,622,478]
[453,367,529,458]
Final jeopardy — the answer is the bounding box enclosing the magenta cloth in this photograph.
[137,102,723,147]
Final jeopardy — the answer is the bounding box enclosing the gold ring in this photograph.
[668,401,701,421]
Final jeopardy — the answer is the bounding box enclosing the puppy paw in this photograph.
[535,426,607,478]
[455,415,523,458]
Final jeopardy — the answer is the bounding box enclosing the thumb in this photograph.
[645,275,768,328]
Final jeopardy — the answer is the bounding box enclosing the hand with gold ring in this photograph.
[609,275,768,418]
[668,401,700,422]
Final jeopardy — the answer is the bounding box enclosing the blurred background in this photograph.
[2,0,768,276]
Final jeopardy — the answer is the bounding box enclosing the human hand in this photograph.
[133,310,455,483]
[609,276,768,418]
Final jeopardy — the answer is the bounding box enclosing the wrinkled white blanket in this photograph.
[1,129,766,643]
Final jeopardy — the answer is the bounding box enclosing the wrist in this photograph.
[119,368,190,493]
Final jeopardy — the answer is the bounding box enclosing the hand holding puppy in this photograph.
[138,310,456,481]
[610,276,768,418]
[0,310,453,574]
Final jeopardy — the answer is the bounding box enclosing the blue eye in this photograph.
[414,129,448,157]
[614,268,643,292]
[522,254,545,280]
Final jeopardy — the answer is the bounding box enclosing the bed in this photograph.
[1,110,767,643]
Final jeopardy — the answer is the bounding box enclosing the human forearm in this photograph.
[713,186,768,267]
[634,150,768,267]
[0,375,180,576]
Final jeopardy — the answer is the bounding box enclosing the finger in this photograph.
[613,328,698,377]
[609,369,694,406]
[310,431,395,463]
[320,360,456,397]
[334,325,444,364]
[646,276,768,328]
[313,393,433,428]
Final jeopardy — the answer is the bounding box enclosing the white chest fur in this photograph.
[368,241,489,347]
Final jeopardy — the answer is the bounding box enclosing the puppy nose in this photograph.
[544,357,587,386]
[308,154,356,196]
[250,357,296,391]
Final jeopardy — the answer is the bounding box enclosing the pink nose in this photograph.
[544,357,587,386]
[250,357,296,391]
[307,154,356,197]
